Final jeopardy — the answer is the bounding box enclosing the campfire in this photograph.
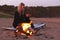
[15,21,34,37]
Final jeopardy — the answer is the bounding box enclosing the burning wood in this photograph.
[15,21,35,37]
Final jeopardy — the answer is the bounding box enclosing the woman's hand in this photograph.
[26,13,31,17]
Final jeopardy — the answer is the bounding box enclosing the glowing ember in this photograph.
[27,30,30,33]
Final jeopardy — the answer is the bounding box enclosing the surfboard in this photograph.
[2,23,46,31]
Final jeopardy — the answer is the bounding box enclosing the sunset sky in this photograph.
[0,0,60,7]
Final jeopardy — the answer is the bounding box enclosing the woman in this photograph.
[13,3,34,29]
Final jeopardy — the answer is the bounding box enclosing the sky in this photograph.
[0,0,60,7]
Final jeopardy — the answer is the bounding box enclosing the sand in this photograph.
[0,18,60,40]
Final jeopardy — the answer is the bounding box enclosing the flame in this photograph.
[16,21,33,36]
[21,21,33,36]
[21,23,31,31]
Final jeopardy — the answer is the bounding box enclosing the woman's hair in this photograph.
[20,3,25,6]
[17,3,25,13]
